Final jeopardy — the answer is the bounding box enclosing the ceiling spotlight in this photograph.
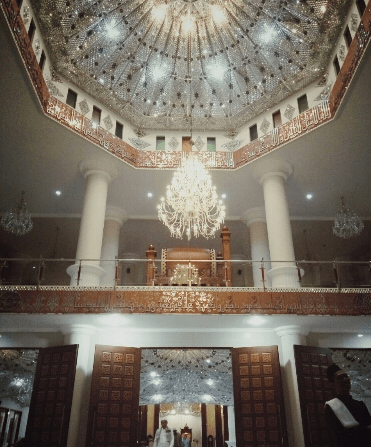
[358,334,364,337]
[320,5,327,13]
[152,4,167,21]
[306,193,313,199]
[55,190,61,196]
[153,380,160,385]
[205,359,211,363]
[202,394,212,401]
[207,379,213,385]
[150,371,157,377]
[147,192,153,197]
[153,66,165,80]
[153,394,162,401]
[221,194,226,199]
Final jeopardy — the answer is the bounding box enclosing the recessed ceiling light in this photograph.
[221,194,226,199]
[306,194,313,199]
[147,192,153,197]
[207,379,213,385]
[153,380,160,385]
[55,190,61,196]
[150,371,157,377]
[358,334,364,337]
[205,359,211,363]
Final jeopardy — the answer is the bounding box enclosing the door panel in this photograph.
[85,345,141,447]
[294,346,335,447]
[232,346,288,447]
[25,345,78,447]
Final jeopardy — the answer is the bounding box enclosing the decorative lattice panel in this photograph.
[232,346,288,447]
[25,345,78,447]
[85,345,141,447]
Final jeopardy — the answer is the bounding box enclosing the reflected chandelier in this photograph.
[157,154,225,240]
[1,191,33,236]
[333,196,364,239]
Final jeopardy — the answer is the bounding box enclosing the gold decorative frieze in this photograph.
[1,287,370,316]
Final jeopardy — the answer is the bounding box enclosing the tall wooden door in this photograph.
[232,346,288,447]
[294,346,335,447]
[25,344,78,447]
[85,345,141,447]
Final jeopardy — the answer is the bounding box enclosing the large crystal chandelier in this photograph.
[333,196,364,238]
[158,154,225,240]
[1,191,33,236]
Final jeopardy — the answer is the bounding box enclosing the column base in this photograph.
[226,442,236,447]
[266,266,304,288]
[67,264,106,286]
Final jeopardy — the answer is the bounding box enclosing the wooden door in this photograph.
[85,345,141,447]
[294,346,335,447]
[232,346,288,447]
[25,345,78,447]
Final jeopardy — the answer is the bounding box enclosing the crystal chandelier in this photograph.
[1,191,33,236]
[157,154,225,240]
[333,196,364,238]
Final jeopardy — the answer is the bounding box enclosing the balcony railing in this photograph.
[1,257,370,291]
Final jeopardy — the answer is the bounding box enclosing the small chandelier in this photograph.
[333,196,364,239]
[157,154,225,239]
[1,191,33,236]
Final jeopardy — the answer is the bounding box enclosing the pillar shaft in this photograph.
[67,157,119,286]
[62,324,95,447]
[100,206,127,287]
[226,406,236,447]
[276,325,308,447]
[252,160,301,288]
[243,207,272,288]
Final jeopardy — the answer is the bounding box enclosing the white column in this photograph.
[61,324,96,447]
[242,207,272,288]
[252,159,301,288]
[226,405,236,447]
[67,157,119,286]
[100,205,128,287]
[275,325,308,447]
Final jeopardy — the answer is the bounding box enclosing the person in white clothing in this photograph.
[153,419,174,447]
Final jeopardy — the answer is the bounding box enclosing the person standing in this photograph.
[325,364,371,446]
[173,429,181,447]
[153,419,174,447]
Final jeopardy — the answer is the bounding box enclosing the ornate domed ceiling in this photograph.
[33,0,350,131]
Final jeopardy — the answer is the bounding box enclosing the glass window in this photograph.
[156,136,165,150]
[66,89,77,109]
[356,0,366,17]
[115,121,123,139]
[28,19,36,44]
[92,106,101,125]
[333,55,341,76]
[297,94,309,114]
[249,124,258,141]
[207,137,216,152]
[343,25,352,48]
[272,110,282,128]
[39,50,46,72]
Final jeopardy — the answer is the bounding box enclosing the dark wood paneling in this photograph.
[215,405,223,447]
[223,405,229,442]
[232,346,288,447]
[201,403,207,447]
[154,404,160,433]
[294,346,335,447]
[25,345,78,447]
[85,345,141,447]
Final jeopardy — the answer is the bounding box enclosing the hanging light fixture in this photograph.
[157,154,225,240]
[333,196,364,238]
[1,191,33,236]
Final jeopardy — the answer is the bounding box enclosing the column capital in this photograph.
[241,207,266,226]
[275,325,309,337]
[60,324,96,336]
[105,205,128,226]
[252,159,293,185]
[79,156,120,183]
